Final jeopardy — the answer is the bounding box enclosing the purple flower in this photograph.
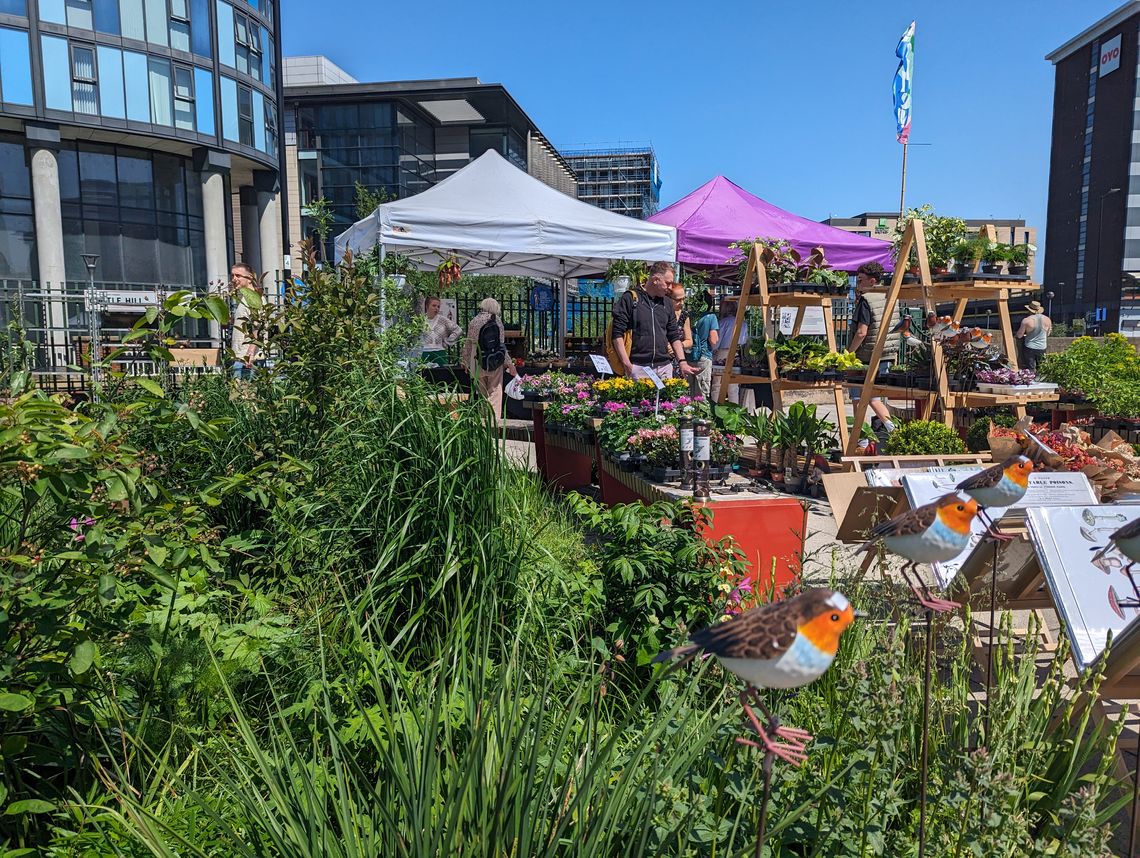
[69,518,79,531]
[603,401,626,413]
[640,399,652,408]
[659,400,675,411]
[676,396,692,406]
[577,390,589,400]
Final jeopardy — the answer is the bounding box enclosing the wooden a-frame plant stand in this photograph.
[843,220,1058,457]
[719,242,850,451]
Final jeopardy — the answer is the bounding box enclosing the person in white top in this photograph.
[230,262,263,380]
[420,297,462,365]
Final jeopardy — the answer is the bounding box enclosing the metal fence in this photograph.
[2,277,864,391]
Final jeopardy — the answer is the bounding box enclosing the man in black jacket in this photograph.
[611,262,697,379]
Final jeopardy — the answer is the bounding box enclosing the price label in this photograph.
[694,435,711,462]
[638,366,666,390]
[589,354,614,375]
[680,426,694,452]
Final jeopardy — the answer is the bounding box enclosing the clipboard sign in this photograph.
[589,354,614,376]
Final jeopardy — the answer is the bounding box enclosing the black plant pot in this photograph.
[981,263,1003,275]
[523,391,550,402]
[902,272,920,284]
[955,263,976,277]
[641,464,682,483]
[1008,264,1028,277]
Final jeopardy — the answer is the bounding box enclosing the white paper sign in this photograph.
[1028,505,1140,669]
[901,471,1098,589]
[864,465,980,488]
[637,366,666,390]
[777,307,826,336]
[589,354,614,375]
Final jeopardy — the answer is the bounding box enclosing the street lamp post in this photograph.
[1092,187,1122,333]
[81,254,101,398]
[1046,291,1055,317]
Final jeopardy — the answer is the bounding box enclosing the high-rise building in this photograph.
[562,145,661,219]
[1045,1,1140,335]
[0,0,285,299]
[282,57,576,258]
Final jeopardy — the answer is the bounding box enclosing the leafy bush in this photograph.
[1039,334,1140,417]
[883,420,967,455]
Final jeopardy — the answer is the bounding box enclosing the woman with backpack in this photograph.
[462,297,517,425]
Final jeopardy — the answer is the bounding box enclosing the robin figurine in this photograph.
[653,588,858,765]
[955,455,1033,541]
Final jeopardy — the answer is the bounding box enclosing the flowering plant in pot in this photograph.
[519,371,583,401]
[976,367,1037,387]
[550,400,598,436]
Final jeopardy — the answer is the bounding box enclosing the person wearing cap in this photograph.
[1015,300,1052,371]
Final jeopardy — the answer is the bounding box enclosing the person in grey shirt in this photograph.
[1015,300,1052,372]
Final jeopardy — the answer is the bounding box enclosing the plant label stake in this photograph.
[693,418,711,500]
[679,415,694,487]
[589,353,614,378]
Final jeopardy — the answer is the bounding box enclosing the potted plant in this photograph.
[785,401,838,490]
[951,238,983,277]
[980,242,1008,276]
[1007,243,1034,277]
[882,420,968,455]
[894,205,967,276]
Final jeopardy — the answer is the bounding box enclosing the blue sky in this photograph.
[281,0,1120,234]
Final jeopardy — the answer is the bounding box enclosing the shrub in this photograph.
[883,420,967,455]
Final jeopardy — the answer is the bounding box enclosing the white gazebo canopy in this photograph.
[334,149,677,280]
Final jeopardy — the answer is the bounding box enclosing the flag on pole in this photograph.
[893,20,915,144]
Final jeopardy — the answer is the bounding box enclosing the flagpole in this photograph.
[899,141,909,220]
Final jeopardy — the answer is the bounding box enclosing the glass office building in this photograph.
[282,60,576,259]
[0,0,284,293]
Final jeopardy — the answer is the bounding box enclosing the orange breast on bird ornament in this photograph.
[797,605,856,657]
[936,497,978,535]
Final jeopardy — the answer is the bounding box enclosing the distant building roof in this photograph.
[1046,1,1140,64]
[282,55,358,87]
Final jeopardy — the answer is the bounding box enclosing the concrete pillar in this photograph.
[257,190,281,303]
[28,125,68,368]
[194,149,231,346]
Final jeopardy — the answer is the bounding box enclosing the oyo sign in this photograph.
[1100,34,1122,77]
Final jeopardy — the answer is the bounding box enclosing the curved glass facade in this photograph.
[0,0,282,285]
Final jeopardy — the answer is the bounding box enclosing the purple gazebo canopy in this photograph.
[649,176,894,272]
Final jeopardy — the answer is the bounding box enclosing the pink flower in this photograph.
[577,390,589,400]
[640,399,652,407]
[74,534,85,543]
[69,518,79,531]
[676,396,692,406]
[659,400,675,411]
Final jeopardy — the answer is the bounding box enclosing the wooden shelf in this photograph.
[844,221,1045,455]
[717,245,850,451]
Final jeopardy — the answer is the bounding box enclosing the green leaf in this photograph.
[205,294,230,324]
[136,378,165,398]
[145,542,168,567]
[239,286,263,309]
[69,641,96,676]
[98,574,116,602]
[0,693,32,712]
[4,799,56,816]
[144,306,159,324]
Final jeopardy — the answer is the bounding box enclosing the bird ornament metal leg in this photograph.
[900,561,959,613]
[735,687,811,766]
[978,508,1015,543]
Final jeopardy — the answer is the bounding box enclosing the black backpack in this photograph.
[478,315,505,371]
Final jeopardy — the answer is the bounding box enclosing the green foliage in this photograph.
[352,182,393,220]
[966,411,1017,452]
[883,420,968,455]
[893,204,968,269]
[1038,333,1140,416]
[606,259,649,285]
[568,497,745,672]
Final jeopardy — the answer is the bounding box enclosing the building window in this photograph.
[95,45,124,117]
[169,0,190,51]
[233,9,260,79]
[0,27,33,106]
[93,0,120,33]
[172,64,193,129]
[214,0,233,66]
[120,0,145,40]
[41,35,72,110]
[237,82,252,145]
[0,0,27,14]
[190,0,210,56]
[147,56,173,125]
[264,99,277,153]
[193,66,213,134]
[143,0,167,46]
[71,45,98,115]
[219,73,237,140]
[65,0,94,28]
[123,50,149,120]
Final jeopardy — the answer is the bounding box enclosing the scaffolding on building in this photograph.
[561,145,661,219]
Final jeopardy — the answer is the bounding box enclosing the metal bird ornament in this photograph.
[860,492,980,612]
[955,455,1033,540]
[653,588,858,765]
[1092,517,1140,610]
